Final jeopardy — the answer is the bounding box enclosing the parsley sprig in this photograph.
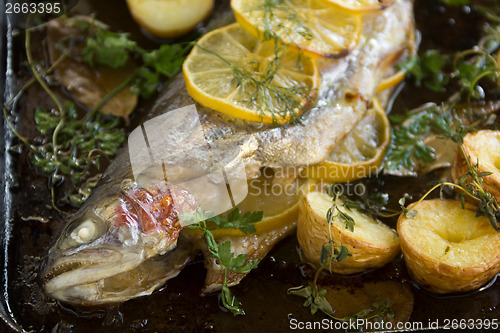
[182,208,263,315]
[76,19,188,98]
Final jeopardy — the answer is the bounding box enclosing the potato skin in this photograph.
[297,192,400,274]
[397,199,500,294]
[126,0,214,39]
[451,130,500,202]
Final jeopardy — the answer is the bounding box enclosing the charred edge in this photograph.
[320,47,351,60]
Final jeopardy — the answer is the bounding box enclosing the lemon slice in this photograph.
[187,171,316,238]
[231,0,362,58]
[303,97,390,181]
[323,0,394,12]
[183,23,319,123]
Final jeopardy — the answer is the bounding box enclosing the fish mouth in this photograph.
[42,237,191,305]
[42,248,149,305]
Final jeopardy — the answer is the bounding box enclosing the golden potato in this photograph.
[297,191,400,274]
[452,130,500,201]
[397,199,500,294]
[126,0,214,38]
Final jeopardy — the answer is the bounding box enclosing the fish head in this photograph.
[41,181,196,305]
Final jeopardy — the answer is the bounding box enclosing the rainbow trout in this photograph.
[41,0,414,305]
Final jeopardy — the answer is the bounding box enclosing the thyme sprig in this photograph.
[445,129,500,231]
[288,200,393,325]
[385,126,500,230]
[389,3,500,173]
[30,102,126,206]
[326,185,356,232]
[326,184,398,221]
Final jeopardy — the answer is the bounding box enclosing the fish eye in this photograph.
[70,220,98,244]
[58,218,105,250]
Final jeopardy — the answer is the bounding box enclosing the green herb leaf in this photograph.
[30,102,126,206]
[208,208,264,234]
[142,44,186,77]
[185,211,261,314]
[384,106,456,172]
[320,242,351,272]
[217,241,259,274]
[221,284,245,316]
[34,107,60,135]
[288,285,334,316]
[131,67,160,98]
[183,208,264,234]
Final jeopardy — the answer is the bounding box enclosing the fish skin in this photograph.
[150,0,414,173]
[42,0,415,305]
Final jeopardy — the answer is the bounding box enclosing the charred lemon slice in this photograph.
[183,23,319,123]
[213,172,316,237]
[231,0,362,58]
[303,97,390,182]
[377,70,406,92]
[323,0,394,12]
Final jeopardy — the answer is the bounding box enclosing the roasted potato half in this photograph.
[126,0,214,38]
[398,199,500,294]
[452,130,500,201]
[297,191,400,274]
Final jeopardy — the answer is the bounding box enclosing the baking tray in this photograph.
[1,0,500,332]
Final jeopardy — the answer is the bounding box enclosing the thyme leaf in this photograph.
[30,102,126,206]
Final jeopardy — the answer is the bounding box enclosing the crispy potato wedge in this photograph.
[452,130,500,202]
[126,0,214,38]
[297,191,400,274]
[398,199,500,294]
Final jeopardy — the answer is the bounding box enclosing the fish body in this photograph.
[42,0,415,305]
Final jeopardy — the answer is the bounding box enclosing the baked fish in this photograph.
[41,0,415,305]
